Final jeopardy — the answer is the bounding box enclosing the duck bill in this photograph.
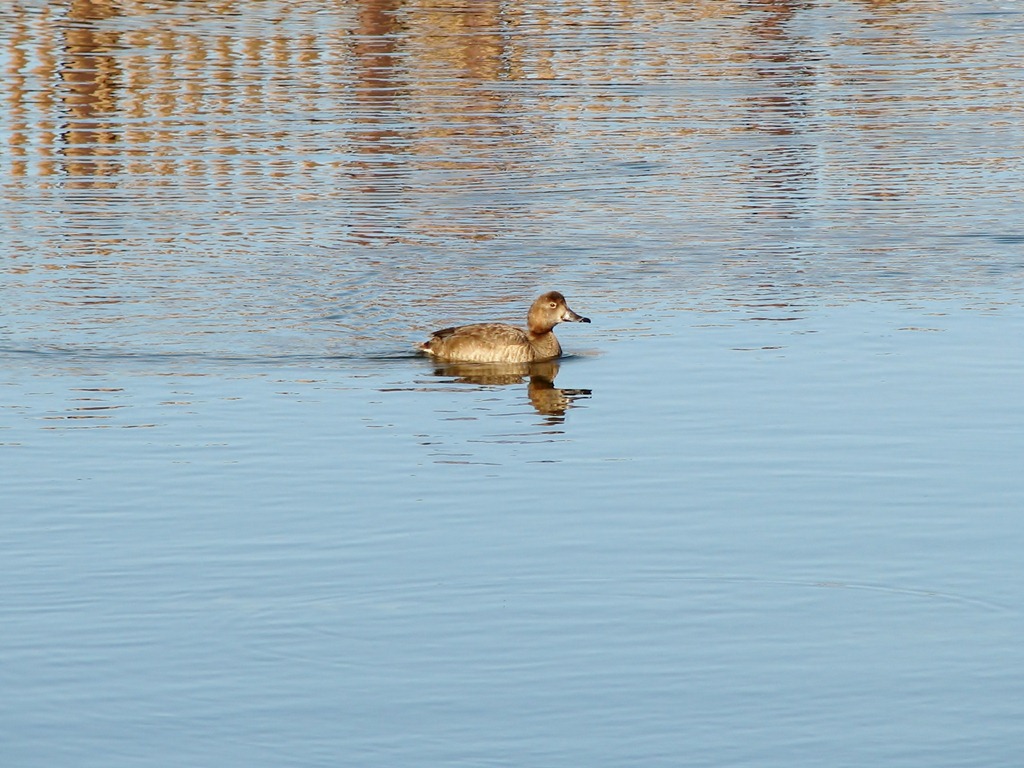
[562,306,591,323]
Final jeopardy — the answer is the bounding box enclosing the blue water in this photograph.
[5,301,1023,766]
[3,1,1024,765]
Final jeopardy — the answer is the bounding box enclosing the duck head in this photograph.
[527,291,591,334]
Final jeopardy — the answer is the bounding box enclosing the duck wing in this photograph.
[421,323,533,363]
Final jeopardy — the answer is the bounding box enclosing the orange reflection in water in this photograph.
[0,0,1018,299]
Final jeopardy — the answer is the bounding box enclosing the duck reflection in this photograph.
[429,360,591,420]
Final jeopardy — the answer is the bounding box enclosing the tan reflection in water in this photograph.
[60,0,123,183]
[735,0,816,222]
[347,0,407,244]
[0,0,1012,246]
[350,0,520,243]
[430,360,591,421]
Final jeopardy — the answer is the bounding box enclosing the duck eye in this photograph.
[549,302,558,309]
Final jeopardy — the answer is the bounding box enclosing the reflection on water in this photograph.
[428,359,592,421]
[3,0,1024,360]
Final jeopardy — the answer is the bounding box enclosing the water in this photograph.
[3,1,1024,766]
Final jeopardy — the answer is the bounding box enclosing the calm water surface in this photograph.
[3,1,1024,766]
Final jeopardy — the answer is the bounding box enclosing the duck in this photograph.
[419,291,591,363]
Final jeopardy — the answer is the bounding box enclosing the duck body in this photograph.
[419,291,590,364]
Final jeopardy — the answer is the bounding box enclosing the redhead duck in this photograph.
[419,291,591,363]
